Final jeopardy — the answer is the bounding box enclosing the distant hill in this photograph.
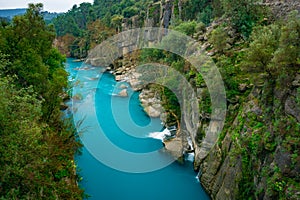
[0,8,27,19]
[0,8,61,22]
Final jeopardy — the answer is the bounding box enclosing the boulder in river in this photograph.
[164,137,184,162]
[118,89,128,97]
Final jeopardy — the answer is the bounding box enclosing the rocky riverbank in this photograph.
[108,56,165,118]
[101,55,191,160]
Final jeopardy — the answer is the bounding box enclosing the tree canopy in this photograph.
[0,4,83,199]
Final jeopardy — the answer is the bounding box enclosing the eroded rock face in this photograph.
[262,0,300,19]
[198,72,300,199]
[199,130,242,200]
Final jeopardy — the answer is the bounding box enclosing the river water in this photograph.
[65,58,210,200]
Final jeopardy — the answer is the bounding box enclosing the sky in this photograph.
[0,0,94,13]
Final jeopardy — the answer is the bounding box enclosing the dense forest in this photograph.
[0,4,84,199]
[0,0,299,199]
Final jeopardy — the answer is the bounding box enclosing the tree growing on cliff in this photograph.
[243,24,281,77]
[243,11,300,79]
[111,15,124,33]
[221,0,262,38]
[209,25,228,53]
[174,20,197,37]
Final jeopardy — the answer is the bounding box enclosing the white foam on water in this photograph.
[186,152,194,162]
[195,171,201,183]
[187,137,194,151]
[148,128,171,141]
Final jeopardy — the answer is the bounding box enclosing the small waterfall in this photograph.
[148,128,171,141]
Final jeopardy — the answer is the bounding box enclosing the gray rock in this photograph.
[292,74,300,87]
[164,137,183,160]
[144,105,160,118]
[285,95,300,122]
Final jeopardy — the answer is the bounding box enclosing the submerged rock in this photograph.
[118,89,128,97]
[119,84,128,89]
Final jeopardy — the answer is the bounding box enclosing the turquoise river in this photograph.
[65,58,210,200]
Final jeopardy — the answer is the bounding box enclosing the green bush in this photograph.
[209,25,228,53]
[174,20,197,36]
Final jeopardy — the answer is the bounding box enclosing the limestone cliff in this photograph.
[198,74,300,199]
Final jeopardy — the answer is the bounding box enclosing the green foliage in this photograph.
[221,0,262,38]
[199,88,212,115]
[209,25,228,53]
[52,1,126,57]
[111,15,124,32]
[139,48,166,63]
[212,0,224,18]
[0,4,69,123]
[243,24,280,76]
[161,31,188,55]
[271,11,300,71]
[0,76,83,199]
[196,4,213,25]
[244,11,300,80]
[195,22,206,33]
[182,0,213,24]
[174,20,197,36]
[171,59,185,73]
[217,55,242,100]
[122,6,138,18]
[161,86,181,126]
[52,3,95,37]
[0,4,83,199]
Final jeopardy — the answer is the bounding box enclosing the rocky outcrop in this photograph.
[163,137,184,161]
[262,0,300,19]
[139,89,163,118]
[160,0,173,28]
[285,74,300,121]
[198,71,300,199]
[200,136,242,200]
[122,0,176,30]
